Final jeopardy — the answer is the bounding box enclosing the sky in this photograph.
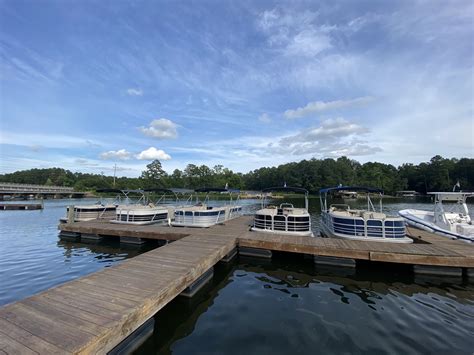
[0,0,473,177]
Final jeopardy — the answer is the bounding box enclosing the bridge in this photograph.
[0,183,85,199]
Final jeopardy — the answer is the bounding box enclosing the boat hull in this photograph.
[171,206,242,228]
[399,209,474,242]
[320,211,413,243]
[111,207,169,225]
[319,221,412,243]
[250,226,314,237]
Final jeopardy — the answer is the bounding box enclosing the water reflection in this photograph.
[134,255,474,355]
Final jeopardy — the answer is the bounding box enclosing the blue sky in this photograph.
[0,0,473,177]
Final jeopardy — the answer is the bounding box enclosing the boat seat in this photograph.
[331,211,350,217]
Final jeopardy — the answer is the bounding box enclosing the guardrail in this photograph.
[0,182,75,193]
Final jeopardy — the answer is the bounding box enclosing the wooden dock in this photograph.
[0,203,43,210]
[1,217,473,354]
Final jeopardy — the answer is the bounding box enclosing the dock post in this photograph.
[67,205,75,223]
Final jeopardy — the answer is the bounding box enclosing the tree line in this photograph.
[0,155,472,195]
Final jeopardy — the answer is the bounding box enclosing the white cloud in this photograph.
[271,118,380,157]
[258,113,271,123]
[136,147,171,161]
[99,149,132,160]
[139,118,178,139]
[284,97,374,119]
[285,29,332,57]
[283,118,369,142]
[257,9,331,57]
[126,88,143,96]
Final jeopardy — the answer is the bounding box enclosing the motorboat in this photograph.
[251,186,314,237]
[111,189,172,225]
[172,187,242,228]
[320,186,412,243]
[399,192,474,242]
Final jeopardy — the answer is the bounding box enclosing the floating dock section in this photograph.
[0,203,43,210]
[0,217,473,354]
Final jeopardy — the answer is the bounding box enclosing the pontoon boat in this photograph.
[172,188,242,227]
[251,187,314,237]
[59,188,120,223]
[399,192,474,242]
[320,186,412,243]
[111,189,172,225]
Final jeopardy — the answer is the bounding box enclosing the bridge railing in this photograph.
[0,183,75,193]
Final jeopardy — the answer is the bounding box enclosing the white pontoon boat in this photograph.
[111,189,170,225]
[399,192,474,242]
[172,187,242,228]
[320,186,412,243]
[59,188,120,223]
[251,187,314,237]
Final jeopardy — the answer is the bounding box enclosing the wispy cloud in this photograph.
[139,118,178,139]
[126,88,143,96]
[258,113,271,123]
[99,149,132,160]
[136,147,171,160]
[284,97,374,119]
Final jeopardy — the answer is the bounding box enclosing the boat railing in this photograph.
[253,214,311,232]
[326,213,405,239]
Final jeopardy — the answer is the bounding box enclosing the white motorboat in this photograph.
[172,187,242,228]
[251,186,314,237]
[399,192,474,242]
[320,186,412,243]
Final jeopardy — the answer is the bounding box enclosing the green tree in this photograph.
[140,160,167,188]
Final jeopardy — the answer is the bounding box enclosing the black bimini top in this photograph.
[319,186,384,194]
[143,188,174,193]
[262,186,308,194]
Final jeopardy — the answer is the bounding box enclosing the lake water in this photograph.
[0,197,473,353]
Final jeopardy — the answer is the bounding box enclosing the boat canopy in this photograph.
[428,192,474,201]
[319,186,384,194]
[169,188,194,194]
[262,186,308,194]
[144,188,174,193]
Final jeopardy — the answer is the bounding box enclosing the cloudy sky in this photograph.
[0,0,472,176]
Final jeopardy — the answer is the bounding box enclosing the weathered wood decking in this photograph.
[1,217,473,354]
[0,218,248,354]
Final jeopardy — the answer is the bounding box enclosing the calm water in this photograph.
[1,197,473,354]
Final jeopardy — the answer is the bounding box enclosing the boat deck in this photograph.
[0,217,473,354]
